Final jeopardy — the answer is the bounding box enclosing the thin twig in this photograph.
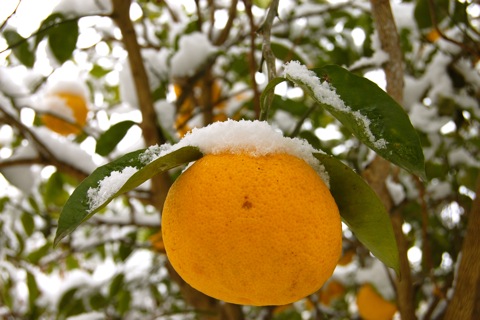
[242,0,261,119]
[0,0,21,31]
[258,0,280,121]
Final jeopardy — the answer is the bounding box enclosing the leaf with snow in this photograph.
[283,62,426,180]
[54,146,202,246]
[315,153,400,274]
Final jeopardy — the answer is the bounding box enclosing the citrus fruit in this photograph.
[162,152,342,306]
[356,283,397,320]
[174,79,226,137]
[41,92,88,136]
[318,279,346,306]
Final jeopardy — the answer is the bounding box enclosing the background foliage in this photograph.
[0,0,479,319]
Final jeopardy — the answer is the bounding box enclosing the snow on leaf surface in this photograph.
[282,61,426,180]
[283,61,387,149]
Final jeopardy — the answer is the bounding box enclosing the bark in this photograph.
[111,0,171,211]
[368,1,416,319]
[443,175,480,320]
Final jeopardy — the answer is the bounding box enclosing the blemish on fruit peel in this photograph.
[140,119,330,187]
[283,60,387,149]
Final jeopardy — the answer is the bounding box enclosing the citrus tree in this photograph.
[0,0,479,319]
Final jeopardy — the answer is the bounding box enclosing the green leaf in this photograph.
[109,273,125,298]
[90,64,111,78]
[3,30,35,67]
[27,242,51,264]
[57,288,85,318]
[260,77,287,120]
[271,42,308,65]
[35,13,62,46]
[54,146,203,246]
[253,0,271,9]
[26,271,40,310]
[21,212,35,236]
[47,16,79,63]
[95,121,138,156]
[315,153,400,274]
[43,171,70,207]
[285,64,426,180]
[414,0,449,30]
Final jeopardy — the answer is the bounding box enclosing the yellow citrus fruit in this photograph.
[162,152,342,306]
[337,249,355,266]
[356,284,397,320]
[174,80,227,137]
[318,279,346,305]
[41,92,88,136]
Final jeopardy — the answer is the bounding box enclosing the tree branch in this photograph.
[111,0,171,211]
[368,1,416,319]
[443,174,480,319]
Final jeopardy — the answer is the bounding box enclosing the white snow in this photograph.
[409,103,450,133]
[53,0,112,16]
[427,180,452,201]
[356,259,396,300]
[139,119,330,186]
[385,175,406,206]
[448,148,480,168]
[170,32,216,78]
[46,80,89,100]
[39,96,76,122]
[349,32,389,70]
[33,127,98,173]
[0,144,39,194]
[283,60,387,149]
[87,166,138,212]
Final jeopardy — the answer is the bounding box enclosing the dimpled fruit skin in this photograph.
[41,93,88,136]
[162,153,342,306]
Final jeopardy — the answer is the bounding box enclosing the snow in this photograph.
[141,119,329,185]
[35,80,89,121]
[448,148,480,168]
[170,32,216,78]
[427,180,452,201]
[33,127,98,173]
[356,259,395,300]
[39,95,76,122]
[283,61,388,149]
[409,103,450,133]
[0,144,39,194]
[349,32,389,70]
[46,80,89,100]
[87,166,138,212]
[385,175,406,206]
[53,0,112,16]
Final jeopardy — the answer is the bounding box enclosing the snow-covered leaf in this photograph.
[284,63,426,180]
[54,146,203,246]
[315,153,400,274]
